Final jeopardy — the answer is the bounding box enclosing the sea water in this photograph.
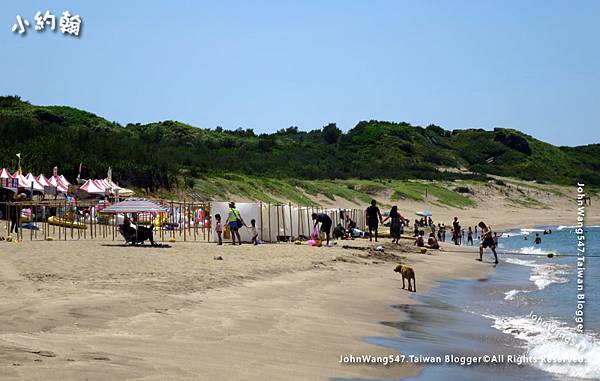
[356,226,600,381]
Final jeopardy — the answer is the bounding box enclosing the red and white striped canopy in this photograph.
[36,174,51,187]
[80,179,106,195]
[17,174,44,191]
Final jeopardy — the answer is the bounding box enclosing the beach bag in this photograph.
[230,208,244,229]
[223,224,231,239]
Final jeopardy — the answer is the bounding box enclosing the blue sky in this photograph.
[1,0,598,146]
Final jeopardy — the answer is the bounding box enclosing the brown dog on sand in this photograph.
[394,264,416,292]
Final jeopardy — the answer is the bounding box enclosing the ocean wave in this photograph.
[519,246,553,255]
[556,225,577,231]
[520,228,545,234]
[504,258,537,267]
[483,314,600,379]
[504,289,531,300]
[503,256,569,290]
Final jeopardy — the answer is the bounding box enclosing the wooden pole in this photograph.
[288,203,293,242]
[259,202,264,242]
[268,203,272,243]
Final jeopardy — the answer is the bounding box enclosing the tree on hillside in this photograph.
[322,123,341,145]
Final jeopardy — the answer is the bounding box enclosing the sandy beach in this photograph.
[1,192,597,380]
[0,234,496,381]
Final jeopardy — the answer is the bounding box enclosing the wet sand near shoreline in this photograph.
[0,238,492,380]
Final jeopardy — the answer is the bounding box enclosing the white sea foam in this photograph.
[520,228,545,234]
[483,314,600,379]
[556,225,576,231]
[504,258,536,267]
[504,289,531,300]
[519,246,552,255]
[504,255,569,290]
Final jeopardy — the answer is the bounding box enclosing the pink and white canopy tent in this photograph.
[80,178,133,196]
[80,179,106,195]
[36,174,51,187]
[49,176,69,193]
[24,173,45,191]
[17,173,44,191]
[0,168,17,190]
[59,175,70,186]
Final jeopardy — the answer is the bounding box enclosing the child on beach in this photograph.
[249,219,259,245]
[214,214,223,245]
[414,230,425,247]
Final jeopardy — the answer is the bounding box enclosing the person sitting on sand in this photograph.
[365,200,383,242]
[427,233,440,249]
[347,218,357,231]
[534,233,542,245]
[477,221,498,264]
[467,226,474,245]
[214,214,223,245]
[312,212,332,246]
[333,223,346,240]
[414,230,425,247]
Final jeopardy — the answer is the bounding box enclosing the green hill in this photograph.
[1,95,598,192]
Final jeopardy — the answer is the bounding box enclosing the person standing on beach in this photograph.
[8,194,19,234]
[477,221,498,264]
[365,200,383,242]
[214,214,223,245]
[441,223,446,242]
[312,212,332,246]
[225,202,245,245]
[382,205,404,244]
[452,217,461,245]
[467,226,473,245]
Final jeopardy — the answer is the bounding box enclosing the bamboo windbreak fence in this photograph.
[0,200,366,243]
